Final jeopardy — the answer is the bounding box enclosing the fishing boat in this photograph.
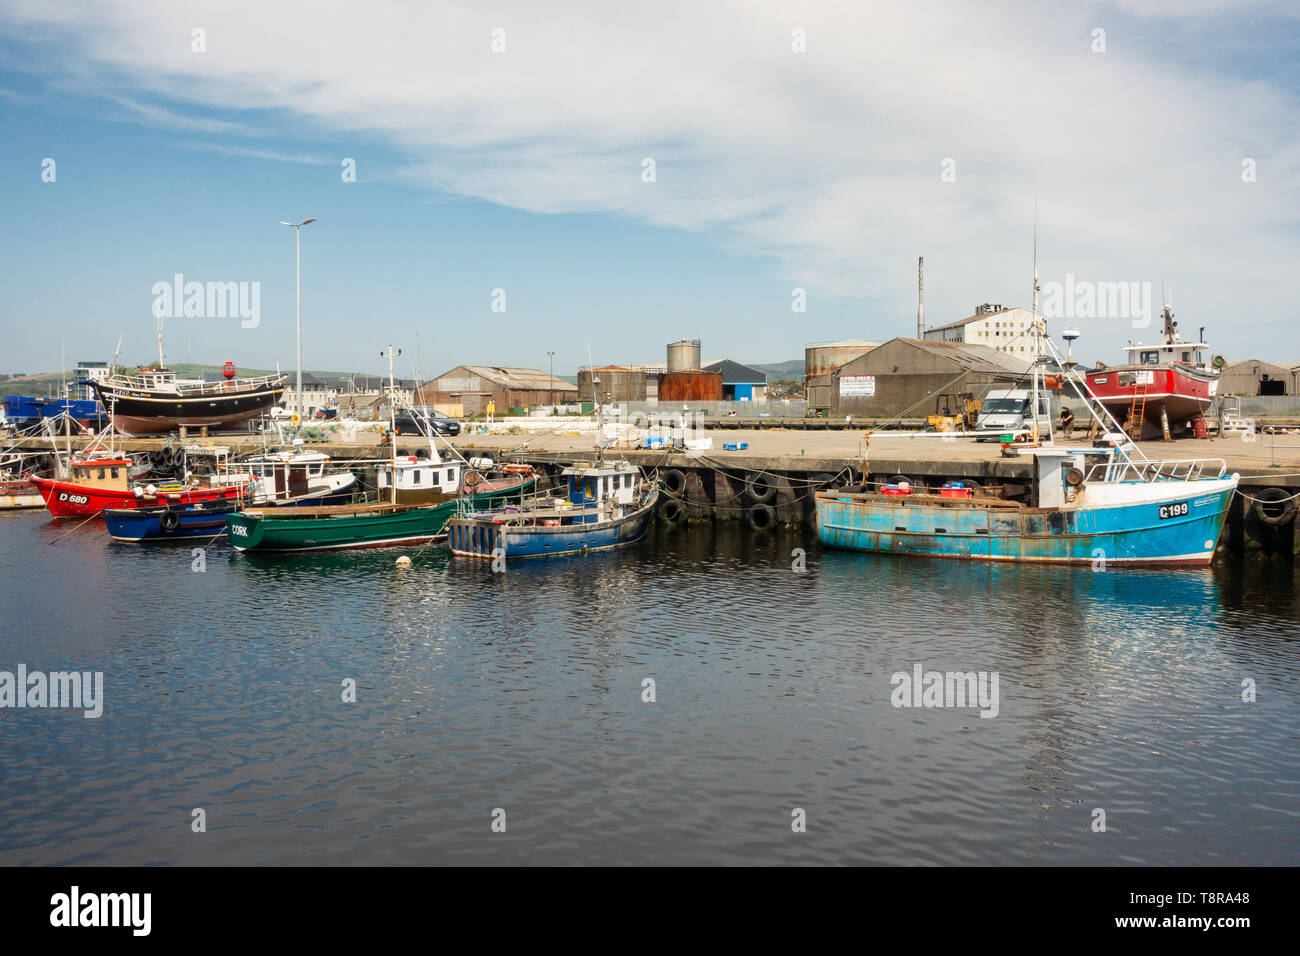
[104,498,244,542]
[89,364,285,436]
[225,345,534,552]
[815,245,1239,567]
[30,451,253,518]
[236,449,358,506]
[0,478,44,510]
[1084,305,1219,440]
[446,460,657,559]
[225,459,533,552]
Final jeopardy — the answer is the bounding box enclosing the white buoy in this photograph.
[395,555,412,568]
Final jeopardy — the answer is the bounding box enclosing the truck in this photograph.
[974,387,1058,441]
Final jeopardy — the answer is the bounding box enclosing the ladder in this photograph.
[1126,381,1149,440]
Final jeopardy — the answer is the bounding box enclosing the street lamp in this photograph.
[547,351,556,408]
[280,217,317,422]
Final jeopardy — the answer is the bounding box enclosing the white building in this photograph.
[924,303,1038,358]
[75,360,110,401]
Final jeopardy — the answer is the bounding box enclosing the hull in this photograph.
[105,500,242,542]
[1086,365,1216,436]
[815,480,1236,567]
[448,489,658,559]
[31,476,251,518]
[0,480,45,510]
[91,380,285,435]
[226,480,533,552]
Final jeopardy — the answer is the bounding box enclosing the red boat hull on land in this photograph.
[1086,364,1216,437]
[31,476,251,518]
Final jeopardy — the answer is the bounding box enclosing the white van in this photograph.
[976,388,1057,440]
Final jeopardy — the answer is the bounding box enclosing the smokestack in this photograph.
[917,256,925,339]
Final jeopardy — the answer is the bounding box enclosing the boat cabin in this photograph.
[378,455,463,504]
[66,456,132,490]
[1122,339,1208,367]
[561,462,639,507]
[241,450,330,501]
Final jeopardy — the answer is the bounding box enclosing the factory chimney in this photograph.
[916,257,925,339]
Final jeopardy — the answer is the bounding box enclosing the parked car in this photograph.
[392,408,461,436]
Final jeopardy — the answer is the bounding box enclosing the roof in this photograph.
[426,366,578,392]
[702,358,767,383]
[926,306,1032,335]
[855,337,1032,376]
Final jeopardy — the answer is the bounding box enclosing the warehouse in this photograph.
[703,359,768,401]
[829,338,1031,418]
[1217,359,1299,396]
[415,366,576,415]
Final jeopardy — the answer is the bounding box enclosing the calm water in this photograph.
[1,508,1297,865]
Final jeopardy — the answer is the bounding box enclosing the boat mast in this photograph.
[1031,201,1041,443]
[156,314,166,369]
[383,345,400,504]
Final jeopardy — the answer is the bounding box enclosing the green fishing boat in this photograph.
[226,457,534,552]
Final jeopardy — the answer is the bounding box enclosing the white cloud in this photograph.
[2,0,1297,355]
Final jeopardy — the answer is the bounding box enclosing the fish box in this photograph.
[722,442,748,451]
[882,485,911,496]
[940,486,973,499]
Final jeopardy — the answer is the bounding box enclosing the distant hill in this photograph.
[750,360,804,382]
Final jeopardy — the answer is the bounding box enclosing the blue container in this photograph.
[722,442,749,451]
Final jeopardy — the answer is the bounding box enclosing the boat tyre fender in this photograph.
[747,502,776,532]
[657,496,685,525]
[661,468,687,495]
[811,472,835,490]
[159,509,181,533]
[1251,487,1296,526]
[746,472,777,504]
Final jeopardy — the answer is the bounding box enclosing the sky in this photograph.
[1,0,1297,378]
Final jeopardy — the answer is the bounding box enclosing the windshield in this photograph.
[981,398,1028,415]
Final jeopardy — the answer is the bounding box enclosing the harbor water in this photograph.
[1,509,1297,865]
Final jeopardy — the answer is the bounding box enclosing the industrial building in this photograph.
[1217,359,1300,396]
[924,303,1038,358]
[805,339,880,412]
[578,365,649,403]
[703,359,768,401]
[415,365,576,414]
[828,337,1031,418]
[657,338,723,402]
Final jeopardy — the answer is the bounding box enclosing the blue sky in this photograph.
[1,1,1297,378]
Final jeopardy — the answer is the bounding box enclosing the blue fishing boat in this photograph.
[816,449,1237,566]
[815,251,1240,567]
[447,461,657,560]
[105,498,245,542]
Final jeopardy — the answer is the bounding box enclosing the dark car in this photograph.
[392,408,461,437]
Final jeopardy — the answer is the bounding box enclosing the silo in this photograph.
[805,340,879,381]
[667,339,703,373]
[658,370,723,402]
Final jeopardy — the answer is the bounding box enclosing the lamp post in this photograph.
[280,218,317,422]
[547,351,556,409]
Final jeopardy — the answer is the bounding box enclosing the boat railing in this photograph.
[1086,458,1227,484]
[105,373,286,395]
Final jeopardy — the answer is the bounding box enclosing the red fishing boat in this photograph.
[31,452,252,518]
[1085,305,1219,440]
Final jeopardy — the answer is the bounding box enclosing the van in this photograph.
[975,388,1057,441]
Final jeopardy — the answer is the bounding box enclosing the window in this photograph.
[111,468,119,479]
[413,470,422,484]
[96,468,106,479]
